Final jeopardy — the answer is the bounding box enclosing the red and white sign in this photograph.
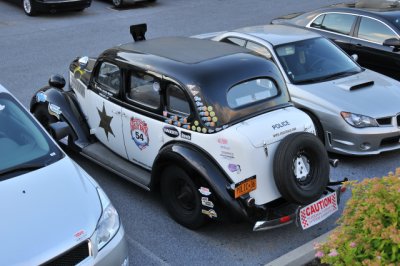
[299,192,338,230]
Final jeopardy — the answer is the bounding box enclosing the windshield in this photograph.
[0,93,63,179]
[274,37,362,84]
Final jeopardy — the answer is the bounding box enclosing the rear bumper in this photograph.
[252,185,344,231]
[32,0,91,12]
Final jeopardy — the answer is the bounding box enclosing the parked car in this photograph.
[111,0,155,8]
[271,0,400,80]
[0,84,128,265]
[20,0,91,16]
[208,24,400,155]
[30,24,344,231]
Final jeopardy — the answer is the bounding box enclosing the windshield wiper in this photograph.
[295,70,360,84]
[0,163,47,176]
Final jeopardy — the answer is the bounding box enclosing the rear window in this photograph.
[227,78,279,108]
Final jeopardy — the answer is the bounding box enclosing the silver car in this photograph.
[0,84,128,265]
[210,25,400,155]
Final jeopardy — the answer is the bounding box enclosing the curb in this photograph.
[265,229,333,266]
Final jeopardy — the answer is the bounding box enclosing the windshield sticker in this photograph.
[153,82,160,92]
[130,118,149,150]
[0,104,4,111]
[201,197,214,208]
[228,164,241,174]
[198,187,211,196]
[163,126,179,138]
[36,92,47,103]
[187,84,200,96]
[97,103,115,141]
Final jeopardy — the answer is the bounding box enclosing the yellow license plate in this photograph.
[234,176,256,198]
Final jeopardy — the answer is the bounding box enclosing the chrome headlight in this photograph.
[96,188,120,250]
[341,112,378,128]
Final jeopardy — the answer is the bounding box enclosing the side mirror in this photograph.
[383,38,400,48]
[351,54,358,62]
[48,74,66,89]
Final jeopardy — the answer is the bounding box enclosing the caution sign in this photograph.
[299,192,338,230]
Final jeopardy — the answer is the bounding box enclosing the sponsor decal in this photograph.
[198,187,211,196]
[97,103,115,140]
[74,230,87,241]
[272,120,290,130]
[228,164,241,174]
[48,103,62,120]
[202,209,217,219]
[163,126,179,138]
[201,197,214,208]
[299,192,338,230]
[218,138,228,145]
[130,118,149,150]
[36,91,47,103]
[220,151,235,160]
[181,131,191,140]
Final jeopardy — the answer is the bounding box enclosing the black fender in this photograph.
[30,86,91,150]
[151,141,249,222]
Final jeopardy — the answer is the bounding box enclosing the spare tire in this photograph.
[273,132,329,205]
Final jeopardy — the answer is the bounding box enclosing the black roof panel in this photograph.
[118,37,251,64]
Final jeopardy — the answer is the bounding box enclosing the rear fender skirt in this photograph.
[30,87,91,149]
[151,142,249,222]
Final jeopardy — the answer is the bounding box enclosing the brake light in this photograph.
[279,216,291,223]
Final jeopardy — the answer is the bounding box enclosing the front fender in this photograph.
[151,142,249,222]
[30,86,91,150]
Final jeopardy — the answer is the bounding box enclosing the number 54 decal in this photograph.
[130,117,150,150]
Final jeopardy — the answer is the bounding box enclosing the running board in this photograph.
[81,142,151,190]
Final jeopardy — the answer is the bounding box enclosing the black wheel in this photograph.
[22,0,37,16]
[160,166,206,229]
[273,132,329,205]
[33,104,58,133]
[112,0,123,8]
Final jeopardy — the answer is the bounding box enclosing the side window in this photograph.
[227,78,279,109]
[310,14,325,28]
[221,37,246,47]
[96,62,121,95]
[358,17,397,43]
[246,41,272,59]
[127,72,160,109]
[320,13,356,35]
[166,84,190,115]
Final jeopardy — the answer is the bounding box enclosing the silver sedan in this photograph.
[210,25,400,155]
[0,84,128,265]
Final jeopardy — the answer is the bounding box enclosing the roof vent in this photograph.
[130,23,147,42]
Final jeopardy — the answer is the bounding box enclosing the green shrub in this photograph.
[315,169,400,266]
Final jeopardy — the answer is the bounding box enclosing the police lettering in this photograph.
[272,121,290,130]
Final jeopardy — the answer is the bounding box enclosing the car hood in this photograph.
[289,69,400,118]
[0,157,101,266]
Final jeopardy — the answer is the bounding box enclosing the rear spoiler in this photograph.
[130,23,147,42]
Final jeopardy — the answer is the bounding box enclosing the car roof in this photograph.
[117,36,251,64]
[234,24,320,46]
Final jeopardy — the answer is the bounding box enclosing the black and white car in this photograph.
[30,24,345,231]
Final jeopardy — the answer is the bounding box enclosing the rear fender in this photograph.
[151,142,249,222]
[30,86,91,150]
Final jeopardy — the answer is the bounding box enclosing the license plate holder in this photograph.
[234,176,256,199]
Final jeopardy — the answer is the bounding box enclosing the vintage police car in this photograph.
[30,24,344,231]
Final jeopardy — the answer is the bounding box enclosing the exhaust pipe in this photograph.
[329,158,339,168]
